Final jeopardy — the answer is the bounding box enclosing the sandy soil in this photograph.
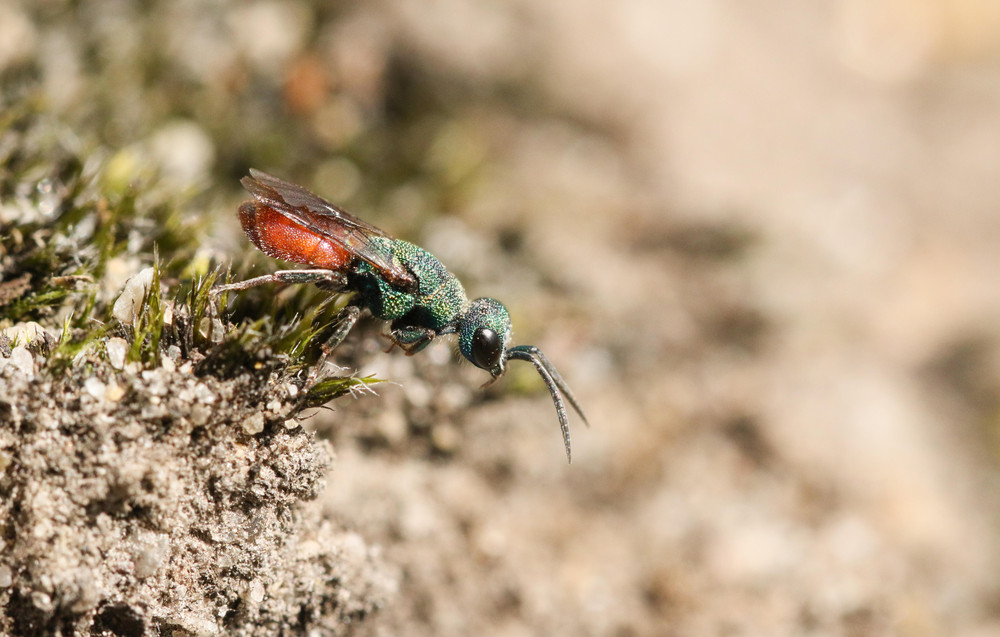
[3,1,1000,635]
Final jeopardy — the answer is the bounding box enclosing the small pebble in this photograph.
[133,535,169,579]
[247,579,265,604]
[190,404,210,426]
[3,321,49,347]
[242,413,265,435]
[83,376,106,399]
[141,369,168,395]
[106,337,128,369]
[112,267,154,325]
[9,346,34,377]
[31,591,53,612]
[105,381,125,402]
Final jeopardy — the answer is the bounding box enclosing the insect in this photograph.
[215,169,587,461]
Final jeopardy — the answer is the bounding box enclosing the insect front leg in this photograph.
[212,269,346,296]
[390,325,438,356]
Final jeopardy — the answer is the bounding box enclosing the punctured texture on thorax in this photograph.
[353,238,468,328]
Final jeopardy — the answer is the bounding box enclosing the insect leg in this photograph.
[321,305,362,354]
[211,269,346,296]
[390,326,437,355]
[308,305,362,383]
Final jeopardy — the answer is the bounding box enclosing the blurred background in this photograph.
[5,0,1000,634]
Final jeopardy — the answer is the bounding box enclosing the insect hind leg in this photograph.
[212,269,346,296]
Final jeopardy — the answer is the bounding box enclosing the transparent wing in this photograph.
[242,169,418,291]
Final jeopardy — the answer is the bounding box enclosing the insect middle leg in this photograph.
[321,305,362,354]
[212,269,347,296]
[309,304,362,383]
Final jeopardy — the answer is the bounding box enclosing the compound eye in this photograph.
[471,328,502,370]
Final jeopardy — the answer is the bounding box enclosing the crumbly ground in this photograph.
[0,358,395,636]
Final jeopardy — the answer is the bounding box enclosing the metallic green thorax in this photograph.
[351,237,469,330]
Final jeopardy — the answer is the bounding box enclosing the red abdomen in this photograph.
[239,201,354,271]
